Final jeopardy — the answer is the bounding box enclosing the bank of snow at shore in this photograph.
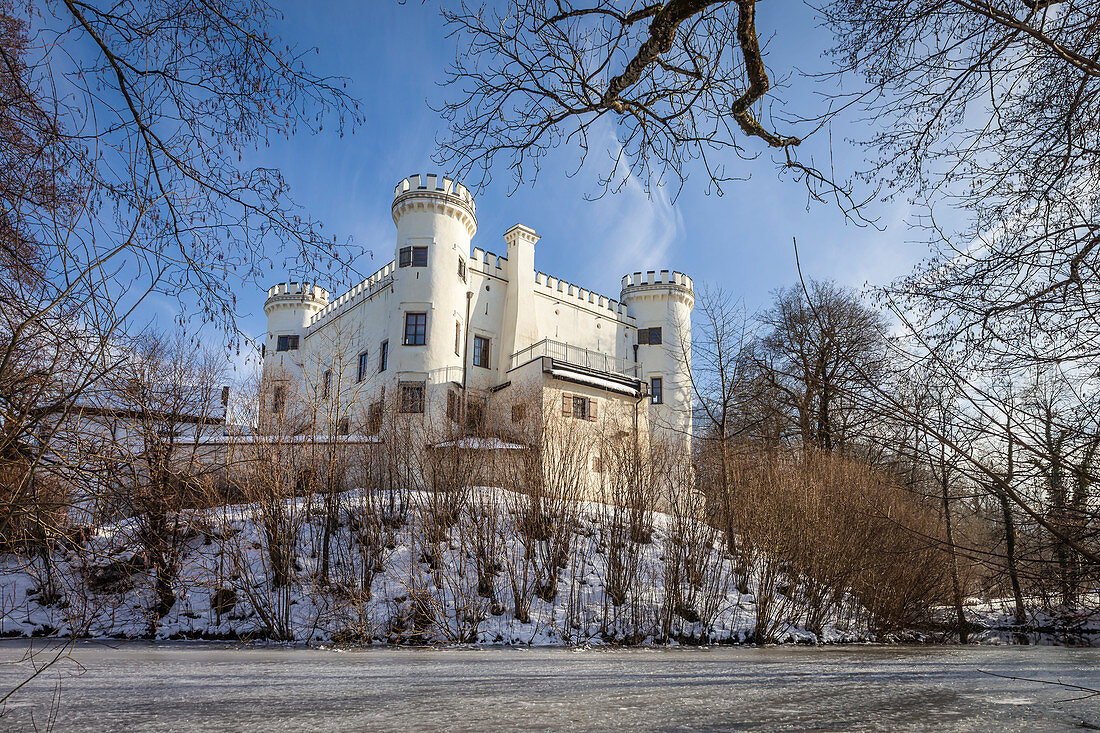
[0,488,1093,645]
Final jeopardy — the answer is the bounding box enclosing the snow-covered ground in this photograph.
[0,488,1095,646]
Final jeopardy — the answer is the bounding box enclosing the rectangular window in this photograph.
[455,321,462,356]
[447,390,459,422]
[276,334,299,352]
[638,328,662,345]
[458,257,466,282]
[400,245,428,267]
[272,385,285,414]
[465,397,485,431]
[368,401,383,434]
[399,381,425,413]
[322,369,332,400]
[378,340,388,372]
[404,312,427,345]
[651,377,663,404]
[357,351,369,382]
[562,393,598,421]
[473,335,490,369]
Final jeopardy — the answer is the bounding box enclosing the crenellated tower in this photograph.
[620,270,695,445]
[263,281,329,368]
[388,174,478,383]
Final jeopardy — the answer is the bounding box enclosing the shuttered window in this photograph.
[560,392,598,421]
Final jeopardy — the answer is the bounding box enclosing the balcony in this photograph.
[510,338,641,380]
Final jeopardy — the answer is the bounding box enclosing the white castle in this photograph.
[261,174,693,465]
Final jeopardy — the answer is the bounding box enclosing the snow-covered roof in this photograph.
[430,437,528,450]
[49,384,229,423]
[549,369,640,397]
[174,432,384,445]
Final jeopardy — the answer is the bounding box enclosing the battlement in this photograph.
[620,270,694,293]
[534,270,636,325]
[307,260,396,332]
[265,281,330,304]
[392,173,477,238]
[470,246,507,272]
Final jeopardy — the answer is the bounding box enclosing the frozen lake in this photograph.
[0,642,1096,731]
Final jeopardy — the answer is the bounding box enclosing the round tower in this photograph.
[620,270,695,446]
[262,280,329,380]
[387,173,477,382]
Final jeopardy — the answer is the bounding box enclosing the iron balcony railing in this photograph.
[510,338,641,380]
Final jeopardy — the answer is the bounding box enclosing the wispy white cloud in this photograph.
[573,124,685,293]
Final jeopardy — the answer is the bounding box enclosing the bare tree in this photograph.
[756,280,890,453]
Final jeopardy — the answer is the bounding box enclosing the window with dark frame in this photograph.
[367,401,383,434]
[638,327,662,345]
[465,398,485,431]
[561,393,598,422]
[276,334,299,352]
[357,351,369,382]
[473,335,490,368]
[399,381,425,413]
[378,340,388,372]
[322,369,332,400]
[398,245,428,268]
[404,312,427,345]
[458,257,466,282]
[272,386,285,414]
[651,377,663,404]
[447,389,460,422]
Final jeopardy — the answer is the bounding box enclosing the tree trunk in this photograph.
[999,493,1026,626]
[940,462,967,643]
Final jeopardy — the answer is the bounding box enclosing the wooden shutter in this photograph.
[588,398,598,421]
[562,393,571,416]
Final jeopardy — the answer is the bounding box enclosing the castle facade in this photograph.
[261,174,693,468]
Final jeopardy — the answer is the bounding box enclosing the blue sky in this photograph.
[219,1,925,375]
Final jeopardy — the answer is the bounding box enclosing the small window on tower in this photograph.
[378,340,388,372]
[404,312,427,345]
[458,257,467,282]
[276,334,299,352]
[473,335,490,369]
[322,369,332,400]
[651,377,663,404]
[357,351,369,382]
